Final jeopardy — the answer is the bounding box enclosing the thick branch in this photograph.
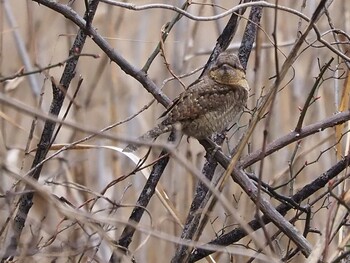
[231,168,312,256]
[173,1,263,261]
[172,1,259,261]
[190,152,350,261]
[238,1,263,69]
[32,0,171,108]
[110,133,175,262]
[242,110,350,168]
[2,0,101,261]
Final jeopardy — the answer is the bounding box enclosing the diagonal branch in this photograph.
[2,0,101,261]
[172,1,263,262]
[242,110,350,168]
[33,0,172,108]
[111,135,175,262]
[190,152,350,261]
[295,58,334,132]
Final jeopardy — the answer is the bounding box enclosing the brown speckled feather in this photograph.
[162,81,247,125]
[123,52,249,152]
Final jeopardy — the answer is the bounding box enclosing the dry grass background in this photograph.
[1,0,350,262]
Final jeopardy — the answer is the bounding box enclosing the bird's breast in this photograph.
[182,87,248,139]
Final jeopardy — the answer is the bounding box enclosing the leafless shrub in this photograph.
[0,1,350,262]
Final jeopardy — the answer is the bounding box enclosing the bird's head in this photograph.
[209,52,249,90]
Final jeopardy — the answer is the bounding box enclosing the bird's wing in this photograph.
[159,78,203,119]
[161,82,245,125]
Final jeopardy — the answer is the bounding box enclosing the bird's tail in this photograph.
[123,124,172,152]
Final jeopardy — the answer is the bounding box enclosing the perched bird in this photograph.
[123,52,249,152]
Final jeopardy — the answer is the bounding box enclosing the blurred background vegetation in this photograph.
[1,0,350,262]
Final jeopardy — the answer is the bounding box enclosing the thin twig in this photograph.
[1,1,101,260]
[190,153,350,261]
[295,58,334,132]
[110,132,176,263]
[0,54,99,83]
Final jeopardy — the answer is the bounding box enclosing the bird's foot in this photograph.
[205,142,222,159]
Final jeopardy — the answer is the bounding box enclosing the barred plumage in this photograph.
[123,52,249,152]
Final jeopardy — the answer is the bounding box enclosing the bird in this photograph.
[123,52,249,152]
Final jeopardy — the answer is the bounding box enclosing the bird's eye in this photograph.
[219,63,236,72]
[219,63,236,69]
